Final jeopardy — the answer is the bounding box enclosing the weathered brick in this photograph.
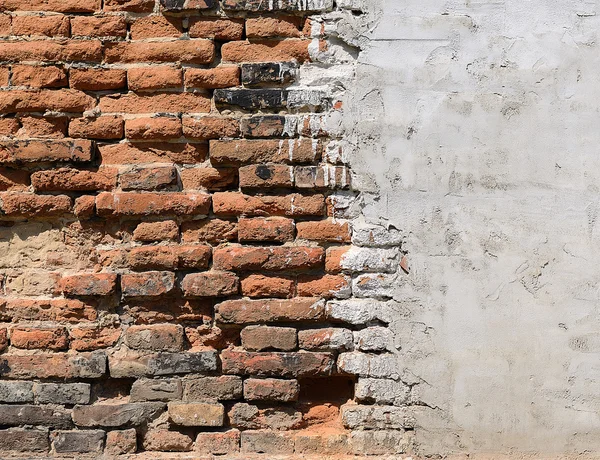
[185,67,240,89]
[131,378,182,402]
[51,430,104,454]
[238,217,294,242]
[72,403,165,427]
[239,164,293,189]
[0,428,49,453]
[246,17,305,38]
[105,429,137,455]
[130,15,184,39]
[337,352,401,379]
[96,192,211,217]
[217,297,325,324]
[125,324,184,352]
[121,166,177,192]
[229,402,302,430]
[109,350,217,377]
[181,219,237,243]
[0,298,97,323]
[295,165,351,189]
[99,142,207,164]
[214,88,287,110]
[355,378,410,406]
[11,327,69,350]
[241,274,294,298]
[0,41,102,63]
[127,246,211,270]
[121,272,175,298]
[241,325,297,351]
[71,16,127,37]
[0,352,105,379]
[0,168,30,191]
[11,65,67,88]
[60,273,117,296]
[159,0,215,11]
[241,62,297,86]
[125,116,182,140]
[0,139,93,164]
[240,115,295,138]
[182,116,239,140]
[354,326,394,352]
[128,66,183,91]
[133,220,179,242]
[210,139,321,165]
[0,0,101,12]
[297,220,351,242]
[16,116,67,138]
[189,18,244,39]
[105,41,215,64]
[183,375,242,401]
[69,325,120,351]
[181,271,239,297]
[99,93,211,114]
[180,167,237,190]
[298,327,353,351]
[240,430,294,454]
[0,381,34,403]
[221,350,334,377]
[143,430,192,452]
[213,246,324,271]
[349,430,412,455]
[0,89,94,113]
[70,68,127,91]
[168,402,225,426]
[244,378,299,402]
[295,432,350,455]
[69,116,124,140]
[221,40,311,63]
[297,274,351,299]
[73,195,95,217]
[223,0,333,11]
[104,0,155,11]
[195,430,240,455]
[12,15,70,38]
[0,405,71,428]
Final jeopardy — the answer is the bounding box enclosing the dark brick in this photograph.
[0,428,49,453]
[34,383,90,405]
[72,403,165,428]
[223,0,333,12]
[214,89,287,110]
[51,430,105,453]
[130,378,182,402]
[241,62,297,87]
[0,405,72,429]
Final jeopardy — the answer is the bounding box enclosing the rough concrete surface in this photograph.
[340,0,600,456]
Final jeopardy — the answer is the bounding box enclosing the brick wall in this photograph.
[0,0,411,457]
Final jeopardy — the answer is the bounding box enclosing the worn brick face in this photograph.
[0,1,394,457]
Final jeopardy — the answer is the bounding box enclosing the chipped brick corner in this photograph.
[0,0,411,458]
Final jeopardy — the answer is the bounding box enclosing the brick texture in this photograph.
[0,0,408,458]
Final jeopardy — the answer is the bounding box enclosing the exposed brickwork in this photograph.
[0,0,411,458]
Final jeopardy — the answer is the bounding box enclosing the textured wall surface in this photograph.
[0,0,414,458]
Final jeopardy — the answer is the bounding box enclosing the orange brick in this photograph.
[130,15,184,39]
[0,40,103,63]
[105,41,215,64]
[189,18,244,40]
[296,220,351,243]
[297,274,350,298]
[125,117,182,140]
[11,327,69,351]
[11,65,67,88]
[99,93,210,114]
[128,66,183,91]
[238,217,294,242]
[182,116,239,140]
[246,16,304,38]
[221,40,311,63]
[12,15,70,37]
[70,68,127,90]
[185,67,240,89]
[69,116,124,140]
[241,274,294,298]
[71,15,127,37]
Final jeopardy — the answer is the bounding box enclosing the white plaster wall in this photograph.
[342,0,600,455]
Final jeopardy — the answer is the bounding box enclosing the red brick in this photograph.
[104,0,154,12]
[0,40,102,63]
[240,325,296,351]
[216,298,326,324]
[121,271,175,298]
[131,16,184,39]
[0,298,97,322]
[296,220,351,242]
[0,118,18,136]
[96,192,211,217]
[240,274,294,298]
[60,273,117,296]
[181,271,239,298]
[0,89,94,113]
[125,324,184,352]
[74,195,95,217]
[325,246,350,274]
[31,167,117,191]
[181,219,237,243]
[133,220,179,242]
[0,328,7,352]
[99,142,206,165]
[0,168,30,191]
[99,93,210,114]
[212,192,325,217]
[71,15,127,37]
[70,68,127,90]
[143,430,192,452]
[180,167,237,190]
[297,274,350,298]
[69,325,121,351]
[11,65,67,88]
[243,378,299,402]
[238,217,294,242]
[16,116,67,138]
[0,66,8,86]
[221,40,311,63]
[182,116,239,140]
[119,166,177,191]
[125,117,183,140]
[0,16,8,38]
[1,193,72,216]
[186,324,237,349]
[213,246,324,271]
[0,352,105,379]
[69,116,124,140]
[128,67,183,91]
[105,40,215,64]
[106,429,137,455]
[210,139,321,165]
[184,67,240,89]
[246,16,304,38]
[189,18,244,40]
[0,0,101,12]
[239,164,293,189]
[127,246,211,270]
[11,327,69,351]
[11,15,70,37]
[177,246,213,269]
[221,350,334,377]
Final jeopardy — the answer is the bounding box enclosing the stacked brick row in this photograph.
[0,0,413,457]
